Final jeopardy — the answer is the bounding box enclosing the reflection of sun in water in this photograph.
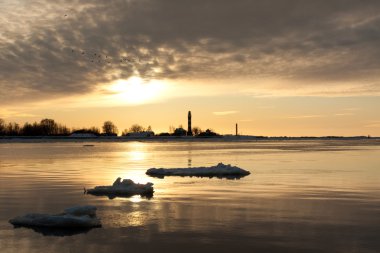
[129,195,142,203]
[117,142,150,184]
[126,211,148,227]
[123,142,147,161]
[128,150,145,161]
[109,210,148,227]
[108,76,166,105]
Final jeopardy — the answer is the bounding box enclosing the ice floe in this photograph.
[85,177,154,198]
[9,205,101,230]
[146,163,250,179]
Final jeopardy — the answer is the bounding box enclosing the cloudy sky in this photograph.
[1,0,380,136]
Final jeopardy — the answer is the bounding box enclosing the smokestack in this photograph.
[236,123,238,136]
[187,111,193,136]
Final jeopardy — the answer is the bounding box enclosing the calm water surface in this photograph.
[0,140,379,253]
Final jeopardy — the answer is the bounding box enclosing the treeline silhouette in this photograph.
[0,119,71,136]
[0,118,220,137]
[0,118,114,136]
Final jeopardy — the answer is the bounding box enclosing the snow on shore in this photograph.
[86,178,154,198]
[9,206,101,228]
[146,163,250,178]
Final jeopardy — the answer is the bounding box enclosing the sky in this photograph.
[1,0,380,136]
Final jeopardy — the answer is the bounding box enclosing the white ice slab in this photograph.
[86,178,154,197]
[146,163,250,178]
[9,205,101,228]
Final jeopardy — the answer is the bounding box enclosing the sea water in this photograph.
[0,140,379,252]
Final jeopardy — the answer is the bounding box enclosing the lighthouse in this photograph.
[187,111,193,136]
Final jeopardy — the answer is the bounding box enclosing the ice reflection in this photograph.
[86,191,153,200]
[11,225,99,237]
[147,173,249,180]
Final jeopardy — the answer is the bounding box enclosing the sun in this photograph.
[108,76,166,105]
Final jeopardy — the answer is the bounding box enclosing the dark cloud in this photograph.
[1,0,380,104]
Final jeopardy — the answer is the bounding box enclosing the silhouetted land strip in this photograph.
[0,135,378,142]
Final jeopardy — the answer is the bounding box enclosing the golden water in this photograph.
[0,140,379,252]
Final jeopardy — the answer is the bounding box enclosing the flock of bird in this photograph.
[70,48,142,66]
[64,12,150,72]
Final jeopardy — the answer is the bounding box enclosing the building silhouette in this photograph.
[187,111,193,136]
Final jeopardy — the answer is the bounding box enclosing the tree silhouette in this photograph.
[122,124,155,136]
[0,119,5,135]
[192,126,202,136]
[102,121,118,136]
[129,124,145,133]
[6,122,20,135]
[168,125,175,134]
[40,119,57,135]
[197,129,220,137]
[173,127,186,136]
[72,127,100,136]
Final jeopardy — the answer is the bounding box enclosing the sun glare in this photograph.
[108,76,166,105]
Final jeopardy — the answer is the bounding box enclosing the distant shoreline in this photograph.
[0,135,379,143]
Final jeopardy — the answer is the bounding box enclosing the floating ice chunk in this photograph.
[9,205,101,228]
[146,163,251,179]
[86,178,154,198]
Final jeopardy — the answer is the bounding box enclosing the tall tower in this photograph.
[187,111,193,136]
[236,123,238,136]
